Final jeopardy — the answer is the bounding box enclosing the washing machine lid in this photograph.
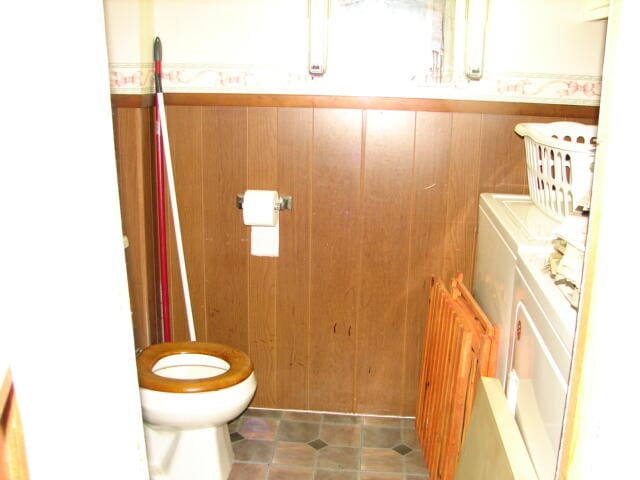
[479,193,560,255]
[516,251,578,352]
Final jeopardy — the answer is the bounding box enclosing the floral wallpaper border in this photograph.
[109,63,601,106]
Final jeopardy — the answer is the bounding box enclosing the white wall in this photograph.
[563,0,640,476]
[104,0,154,65]
[104,0,606,104]
[484,0,605,77]
[156,0,308,67]
[0,1,149,478]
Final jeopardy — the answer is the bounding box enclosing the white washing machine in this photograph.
[473,193,561,387]
[507,250,577,480]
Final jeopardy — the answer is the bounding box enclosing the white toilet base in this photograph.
[144,422,234,480]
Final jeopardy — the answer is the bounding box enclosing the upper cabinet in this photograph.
[582,0,609,20]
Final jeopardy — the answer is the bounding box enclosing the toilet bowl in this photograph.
[137,341,256,480]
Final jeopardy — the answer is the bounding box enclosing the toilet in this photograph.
[136,341,257,480]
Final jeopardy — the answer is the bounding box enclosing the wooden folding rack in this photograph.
[416,274,500,480]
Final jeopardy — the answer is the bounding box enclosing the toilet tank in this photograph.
[473,193,560,388]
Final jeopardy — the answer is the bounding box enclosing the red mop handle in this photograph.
[154,36,171,342]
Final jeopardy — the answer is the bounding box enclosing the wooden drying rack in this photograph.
[416,274,500,480]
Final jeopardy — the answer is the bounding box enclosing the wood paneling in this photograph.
[402,112,452,415]
[478,114,562,195]
[355,110,416,413]
[276,108,313,409]
[112,94,154,108]
[443,114,483,285]
[166,106,205,342]
[113,107,159,348]
[446,113,483,225]
[308,109,363,412]
[202,107,249,351]
[113,100,593,414]
[247,107,278,407]
[479,114,528,195]
[145,93,598,119]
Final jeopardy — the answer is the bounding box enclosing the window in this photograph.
[328,0,447,87]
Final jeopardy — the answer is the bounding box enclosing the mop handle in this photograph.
[154,37,196,342]
[153,37,171,342]
[154,37,162,93]
[157,94,196,341]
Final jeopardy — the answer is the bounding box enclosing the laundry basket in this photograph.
[515,122,597,221]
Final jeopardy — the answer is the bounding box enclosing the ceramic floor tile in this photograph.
[277,420,321,443]
[272,441,317,468]
[359,473,404,480]
[401,428,421,451]
[404,451,428,475]
[360,447,404,473]
[392,444,412,456]
[319,423,361,447]
[229,417,242,434]
[308,439,328,450]
[316,446,360,470]
[267,465,315,480]
[362,426,403,448]
[232,439,276,463]
[313,470,359,480]
[240,417,280,441]
[228,409,429,480]
[228,462,269,480]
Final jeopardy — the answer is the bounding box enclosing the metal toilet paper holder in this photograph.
[236,194,293,211]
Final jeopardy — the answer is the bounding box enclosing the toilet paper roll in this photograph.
[251,225,279,257]
[242,190,278,226]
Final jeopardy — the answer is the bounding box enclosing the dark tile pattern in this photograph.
[392,444,413,456]
[228,408,430,479]
[309,439,329,450]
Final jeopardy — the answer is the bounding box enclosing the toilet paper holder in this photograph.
[236,194,292,211]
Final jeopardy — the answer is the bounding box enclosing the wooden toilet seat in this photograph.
[137,341,253,393]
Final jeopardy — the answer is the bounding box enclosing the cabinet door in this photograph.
[455,377,537,480]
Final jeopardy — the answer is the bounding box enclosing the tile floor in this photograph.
[227,408,430,480]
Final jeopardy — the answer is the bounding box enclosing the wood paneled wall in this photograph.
[113,99,595,415]
[112,107,160,347]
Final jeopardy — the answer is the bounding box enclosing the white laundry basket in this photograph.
[515,122,597,221]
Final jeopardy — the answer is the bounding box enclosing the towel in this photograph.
[545,212,589,309]
[554,212,589,252]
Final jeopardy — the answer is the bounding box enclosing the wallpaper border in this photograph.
[109,63,601,106]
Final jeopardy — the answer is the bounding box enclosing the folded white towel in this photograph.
[554,213,589,252]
